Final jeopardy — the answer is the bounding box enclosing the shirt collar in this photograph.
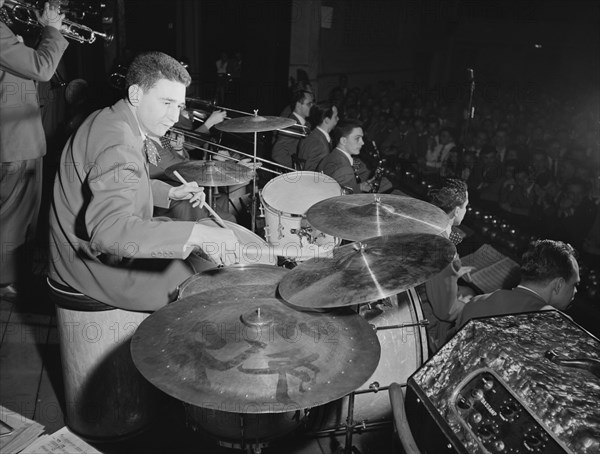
[516,285,547,302]
[317,126,331,143]
[292,112,306,125]
[335,147,353,165]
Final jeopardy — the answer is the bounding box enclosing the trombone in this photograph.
[185,97,310,138]
[2,0,113,44]
[171,127,295,176]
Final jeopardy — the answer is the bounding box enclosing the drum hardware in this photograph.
[278,233,456,309]
[306,193,450,242]
[260,171,342,259]
[375,320,430,331]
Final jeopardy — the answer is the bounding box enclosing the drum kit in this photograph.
[131,113,455,453]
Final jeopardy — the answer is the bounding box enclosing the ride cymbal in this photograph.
[278,233,456,309]
[215,115,296,133]
[131,293,381,413]
[306,194,450,241]
[166,160,253,187]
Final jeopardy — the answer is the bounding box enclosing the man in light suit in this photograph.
[317,119,377,194]
[0,1,68,297]
[298,103,338,171]
[271,89,313,169]
[49,52,237,311]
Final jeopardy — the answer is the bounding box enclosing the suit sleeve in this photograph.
[0,23,68,82]
[85,143,195,260]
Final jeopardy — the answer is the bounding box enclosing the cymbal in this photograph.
[215,115,296,133]
[165,160,253,187]
[178,264,289,299]
[131,293,381,413]
[306,194,450,241]
[278,233,456,309]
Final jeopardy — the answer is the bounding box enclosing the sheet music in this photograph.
[0,406,44,454]
[461,244,520,293]
[20,427,101,454]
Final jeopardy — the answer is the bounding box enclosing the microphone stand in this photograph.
[461,68,475,145]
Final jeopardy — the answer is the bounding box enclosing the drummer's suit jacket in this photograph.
[317,148,361,194]
[49,99,198,311]
[298,127,330,172]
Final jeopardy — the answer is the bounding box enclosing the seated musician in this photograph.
[450,240,580,337]
[271,89,313,169]
[298,102,338,171]
[420,178,475,352]
[48,51,238,311]
[317,119,392,193]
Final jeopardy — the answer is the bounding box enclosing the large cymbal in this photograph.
[278,233,456,309]
[306,194,450,241]
[178,264,289,299]
[131,293,381,413]
[165,160,253,187]
[215,115,296,133]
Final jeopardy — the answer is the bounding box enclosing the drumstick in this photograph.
[172,170,228,229]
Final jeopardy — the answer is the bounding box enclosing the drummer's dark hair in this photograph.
[428,178,467,213]
[520,240,577,284]
[126,51,191,93]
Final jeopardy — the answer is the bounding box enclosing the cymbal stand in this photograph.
[251,110,259,232]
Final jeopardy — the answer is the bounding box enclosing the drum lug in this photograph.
[369,381,381,392]
[258,204,265,218]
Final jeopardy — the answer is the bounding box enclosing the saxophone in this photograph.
[369,141,385,193]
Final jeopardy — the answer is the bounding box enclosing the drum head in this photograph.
[261,171,341,215]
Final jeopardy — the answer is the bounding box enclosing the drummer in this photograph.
[48,51,239,311]
[317,119,392,193]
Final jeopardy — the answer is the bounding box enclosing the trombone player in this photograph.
[0,1,68,299]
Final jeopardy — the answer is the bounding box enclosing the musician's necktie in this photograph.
[144,138,161,166]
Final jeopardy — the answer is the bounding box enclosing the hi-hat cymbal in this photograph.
[306,194,450,241]
[165,160,253,187]
[215,115,296,133]
[131,293,381,413]
[178,264,289,299]
[278,233,456,309]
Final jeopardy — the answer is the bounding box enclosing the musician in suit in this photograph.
[298,102,338,171]
[271,89,313,168]
[451,240,579,336]
[317,119,374,194]
[49,52,238,311]
[0,1,68,297]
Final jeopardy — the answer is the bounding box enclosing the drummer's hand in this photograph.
[191,224,239,266]
[203,110,227,130]
[169,183,206,208]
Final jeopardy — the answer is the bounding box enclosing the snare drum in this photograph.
[319,288,428,427]
[260,171,341,258]
[195,218,277,265]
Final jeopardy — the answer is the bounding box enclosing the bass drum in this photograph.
[260,171,341,260]
[317,287,428,428]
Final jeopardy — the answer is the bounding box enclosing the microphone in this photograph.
[467,68,474,81]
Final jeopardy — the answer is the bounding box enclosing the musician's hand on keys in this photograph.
[36,2,64,30]
[169,182,206,208]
